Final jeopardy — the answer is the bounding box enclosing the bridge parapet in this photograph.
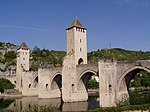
[38,67,62,74]
[99,59,117,63]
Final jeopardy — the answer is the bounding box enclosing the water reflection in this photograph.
[0,98,14,110]
[2,96,99,112]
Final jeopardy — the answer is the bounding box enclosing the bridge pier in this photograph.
[62,53,88,102]
[99,60,117,107]
[22,71,38,96]
[38,68,61,99]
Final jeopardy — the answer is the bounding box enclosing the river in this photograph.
[0,96,99,112]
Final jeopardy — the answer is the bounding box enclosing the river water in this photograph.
[1,96,99,112]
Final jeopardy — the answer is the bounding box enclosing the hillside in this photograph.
[88,48,150,63]
[0,42,150,71]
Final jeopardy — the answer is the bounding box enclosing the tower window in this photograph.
[78,28,80,31]
[80,39,82,43]
[83,30,85,33]
[109,84,112,93]
[80,48,82,52]
[29,84,31,88]
[46,84,48,89]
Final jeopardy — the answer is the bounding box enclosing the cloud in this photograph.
[114,0,150,7]
[0,24,54,32]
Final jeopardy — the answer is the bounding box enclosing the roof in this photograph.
[66,19,86,30]
[19,42,28,50]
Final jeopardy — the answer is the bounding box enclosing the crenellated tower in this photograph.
[16,42,30,91]
[62,19,88,102]
[66,19,87,65]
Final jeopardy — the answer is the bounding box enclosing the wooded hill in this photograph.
[0,42,150,71]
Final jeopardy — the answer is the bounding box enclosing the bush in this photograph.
[0,78,15,93]
[4,51,16,62]
[88,79,99,89]
[97,104,150,112]
[129,91,150,105]
[115,94,129,107]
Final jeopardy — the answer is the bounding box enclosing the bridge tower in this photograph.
[62,19,88,102]
[66,18,87,65]
[16,42,30,92]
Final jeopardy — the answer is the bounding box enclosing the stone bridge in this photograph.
[37,63,98,99]
[99,60,150,107]
[1,19,149,108]
[0,60,149,107]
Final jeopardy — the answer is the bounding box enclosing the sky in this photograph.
[0,0,150,51]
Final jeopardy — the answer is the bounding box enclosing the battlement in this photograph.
[99,59,117,63]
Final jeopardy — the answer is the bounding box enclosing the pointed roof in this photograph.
[19,42,28,50]
[66,19,86,30]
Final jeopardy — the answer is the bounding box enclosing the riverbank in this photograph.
[0,90,22,98]
[95,104,150,112]
[0,93,22,98]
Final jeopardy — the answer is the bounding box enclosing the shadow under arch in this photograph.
[77,69,98,91]
[33,76,38,88]
[117,66,150,97]
[51,73,62,90]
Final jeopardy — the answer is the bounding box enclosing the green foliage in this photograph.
[0,53,5,64]
[96,104,150,112]
[0,78,15,93]
[31,47,150,68]
[30,63,38,71]
[115,94,130,107]
[4,51,16,62]
[1,42,150,70]
[0,42,3,47]
[32,49,66,68]
[88,48,150,63]
[129,91,150,105]
[130,80,141,87]
[130,71,150,88]
[88,79,99,89]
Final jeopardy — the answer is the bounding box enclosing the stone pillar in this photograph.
[38,68,61,99]
[62,52,88,102]
[99,60,117,107]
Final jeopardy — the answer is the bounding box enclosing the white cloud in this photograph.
[0,24,54,32]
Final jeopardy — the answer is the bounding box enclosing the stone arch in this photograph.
[77,69,98,91]
[51,72,62,90]
[117,66,150,97]
[78,58,84,65]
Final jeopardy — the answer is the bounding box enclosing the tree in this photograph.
[88,79,99,89]
[4,51,16,62]
[0,78,15,93]
[130,80,141,87]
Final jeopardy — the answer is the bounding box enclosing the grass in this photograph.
[93,104,150,112]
